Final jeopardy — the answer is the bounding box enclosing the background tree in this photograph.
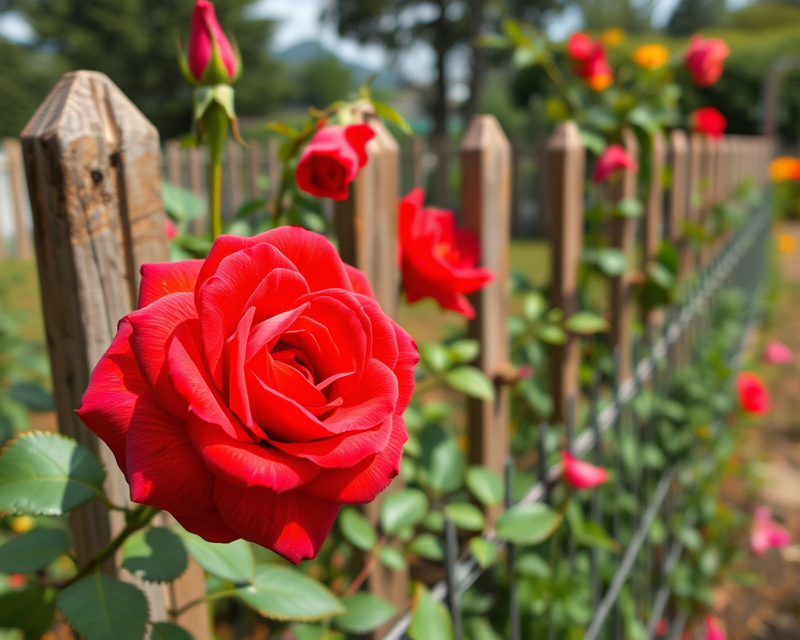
[575,0,656,33]
[666,0,727,36]
[8,0,287,138]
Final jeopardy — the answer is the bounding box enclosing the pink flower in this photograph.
[751,507,791,555]
[685,35,729,87]
[762,339,793,364]
[592,145,638,183]
[704,616,726,640]
[691,107,727,140]
[187,1,238,84]
[165,219,177,240]
[655,619,668,636]
[736,372,770,414]
[518,365,533,379]
[562,451,608,490]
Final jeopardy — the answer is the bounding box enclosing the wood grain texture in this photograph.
[4,139,32,259]
[461,115,511,507]
[20,71,210,637]
[642,132,666,326]
[546,122,586,423]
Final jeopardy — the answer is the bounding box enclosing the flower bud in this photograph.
[187,0,238,84]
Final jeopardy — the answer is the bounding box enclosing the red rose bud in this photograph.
[704,616,727,640]
[691,107,727,139]
[592,144,637,183]
[77,227,418,563]
[562,451,608,490]
[751,506,791,555]
[295,124,375,201]
[736,371,770,414]
[188,0,238,84]
[685,35,729,87]
[567,33,613,90]
[398,188,494,319]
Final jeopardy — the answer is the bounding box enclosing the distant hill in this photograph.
[274,40,405,89]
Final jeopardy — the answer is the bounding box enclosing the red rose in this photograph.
[561,451,608,490]
[567,33,594,61]
[567,32,613,90]
[691,107,727,139]
[398,188,493,320]
[78,227,418,563]
[684,35,729,87]
[736,372,770,414]
[295,124,375,201]
[592,144,637,183]
[187,1,238,84]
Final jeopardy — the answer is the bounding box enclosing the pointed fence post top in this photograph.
[461,114,511,154]
[547,119,582,151]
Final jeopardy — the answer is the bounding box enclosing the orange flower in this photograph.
[779,234,797,254]
[588,72,613,91]
[600,28,625,48]
[633,44,670,70]
[769,156,800,182]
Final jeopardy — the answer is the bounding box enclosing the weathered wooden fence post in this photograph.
[461,115,511,494]
[609,129,639,380]
[547,122,585,423]
[20,70,210,638]
[4,138,33,260]
[642,132,666,327]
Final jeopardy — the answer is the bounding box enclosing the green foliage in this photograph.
[122,527,189,583]
[333,593,397,633]
[177,529,254,583]
[495,503,562,545]
[408,582,454,640]
[150,622,194,640]
[380,489,429,534]
[445,366,496,401]
[56,574,149,640]
[465,466,504,506]
[0,432,105,515]
[0,584,56,637]
[0,528,71,573]
[338,508,378,551]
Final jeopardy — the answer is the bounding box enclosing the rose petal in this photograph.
[344,264,376,299]
[173,512,238,544]
[138,260,203,309]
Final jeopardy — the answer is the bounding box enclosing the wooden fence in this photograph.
[18,70,773,638]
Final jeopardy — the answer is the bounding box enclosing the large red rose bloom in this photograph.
[78,227,418,564]
[399,188,494,320]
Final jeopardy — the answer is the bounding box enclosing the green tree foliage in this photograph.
[10,0,287,138]
[575,0,656,33]
[291,55,355,109]
[666,0,727,36]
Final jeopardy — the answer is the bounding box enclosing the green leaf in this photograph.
[377,546,408,571]
[334,593,397,633]
[122,527,188,583]
[516,553,551,578]
[409,533,445,561]
[579,129,607,155]
[338,508,377,551]
[0,432,105,516]
[426,436,465,497]
[0,585,55,637]
[236,564,344,622]
[523,292,548,322]
[445,366,495,401]
[380,489,428,535]
[162,182,205,223]
[564,312,609,335]
[409,582,454,640]
[447,339,480,364]
[0,527,71,573]
[576,520,620,552]
[647,261,675,290]
[177,529,254,583]
[444,503,486,532]
[150,622,194,640]
[419,343,452,373]
[56,574,149,640]
[699,547,720,577]
[372,101,413,135]
[677,526,703,552]
[266,121,298,139]
[537,323,568,345]
[469,538,498,569]
[465,466,504,506]
[495,504,562,545]
[9,382,54,412]
[596,248,627,276]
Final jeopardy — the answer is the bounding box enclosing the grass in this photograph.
[0,259,44,343]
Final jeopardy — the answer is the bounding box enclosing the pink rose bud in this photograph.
[188,0,238,83]
[165,219,177,240]
[736,372,770,414]
[655,619,668,636]
[685,35,729,87]
[562,451,608,490]
[704,616,726,640]
[592,144,638,183]
[762,339,793,364]
[751,506,791,555]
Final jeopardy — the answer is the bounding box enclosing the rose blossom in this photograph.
[398,188,494,319]
[691,107,727,140]
[592,145,638,184]
[751,506,791,555]
[567,32,613,91]
[685,35,729,87]
[295,124,375,201]
[736,372,770,414]
[562,451,608,490]
[78,227,418,563]
[704,616,726,640]
[187,0,238,83]
[762,339,793,364]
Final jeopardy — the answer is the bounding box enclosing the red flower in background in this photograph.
[751,506,791,555]
[691,107,727,139]
[562,451,608,490]
[704,616,727,640]
[567,32,613,91]
[78,227,418,563]
[296,124,375,201]
[592,144,638,183]
[398,188,494,319]
[762,339,793,364]
[736,372,770,414]
[187,1,238,83]
[685,35,729,87]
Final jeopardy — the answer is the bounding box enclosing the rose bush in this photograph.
[78,227,418,563]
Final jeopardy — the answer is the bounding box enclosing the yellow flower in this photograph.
[588,72,613,91]
[601,28,625,48]
[769,156,800,182]
[10,515,35,534]
[779,234,797,254]
[633,44,670,70]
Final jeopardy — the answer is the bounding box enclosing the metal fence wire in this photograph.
[381,201,772,640]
